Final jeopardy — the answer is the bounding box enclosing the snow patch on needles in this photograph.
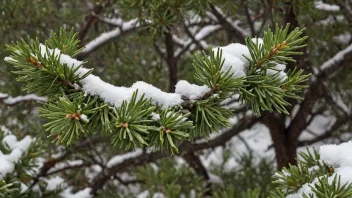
[0,128,34,177]
[79,114,89,123]
[320,141,352,167]
[213,43,250,78]
[267,63,288,82]
[151,112,161,122]
[214,38,286,80]
[288,141,352,197]
[175,80,210,100]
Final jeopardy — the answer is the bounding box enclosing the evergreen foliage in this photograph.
[271,149,352,197]
[1,0,351,197]
[4,24,309,154]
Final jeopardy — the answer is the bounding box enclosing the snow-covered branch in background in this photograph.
[206,6,249,39]
[107,149,143,168]
[79,18,139,58]
[0,92,46,106]
[314,1,340,12]
[174,24,221,57]
[332,93,351,115]
[320,43,352,72]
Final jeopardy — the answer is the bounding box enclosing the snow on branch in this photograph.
[0,92,46,106]
[320,43,352,71]
[79,18,139,57]
[314,1,340,12]
[286,141,352,197]
[208,5,249,40]
[0,126,34,177]
[37,44,185,108]
[106,149,143,168]
[174,24,221,57]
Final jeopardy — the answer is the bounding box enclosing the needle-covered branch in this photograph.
[4,24,309,154]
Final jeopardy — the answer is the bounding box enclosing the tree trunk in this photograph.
[164,30,178,92]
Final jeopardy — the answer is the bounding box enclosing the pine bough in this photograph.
[4,23,352,197]
[4,24,309,154]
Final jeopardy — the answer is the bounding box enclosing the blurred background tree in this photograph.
[0,0,351,197]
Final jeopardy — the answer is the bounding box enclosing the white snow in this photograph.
[288,141,352,197]
[20,182,28,193]
[4,57,18,63]
[0,93,8,98]
[33,44,185,108]
[49,160,84,174]
[44,176,65,190]
[194,25,221,41]
[61,187,92,198]
[107,149,143,168]
[81,19,138,55]
[174,24,221,57]
[79,114,89,123]
[267,69,287,82]
[299,114,336,142]
[151,112,161,122]
[0,130,34,177]
[200,123,273,171]
[314,1,340,11]
[137,190,149,198]
[175,80,210,100]
[320,43,352,71]
[131,81,183,108]
[333,93,351,115]
[320,141,352,167]
[215,43,251,63]
[212,43,251,78]
[1,93,46,105]
[333,32,351,44]
[286,178,317,198]
[251,38,264,46]
[265,62,287,82]
[317,15,345,25]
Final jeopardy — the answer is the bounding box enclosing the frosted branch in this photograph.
[320,43,352,73]
[79,18,139,58]
[0,92,46,106]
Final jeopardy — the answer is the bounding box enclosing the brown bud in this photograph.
[165,129,172,134]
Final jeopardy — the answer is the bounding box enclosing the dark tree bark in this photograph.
[164,30,178,92]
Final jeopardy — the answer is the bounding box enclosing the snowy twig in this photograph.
[209,4,247,43]
[46,162,92,176]
[288,43,352,147]
[78,18,139,59]
[243,0,255,36]
[29,137,106,188]
[333,0,352,25]
[314,1,340,12]
[174,24,221,58]
[320,43,352,72]
[0,92,46,106]
[78,4,104,41]
[298,113,352,147]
